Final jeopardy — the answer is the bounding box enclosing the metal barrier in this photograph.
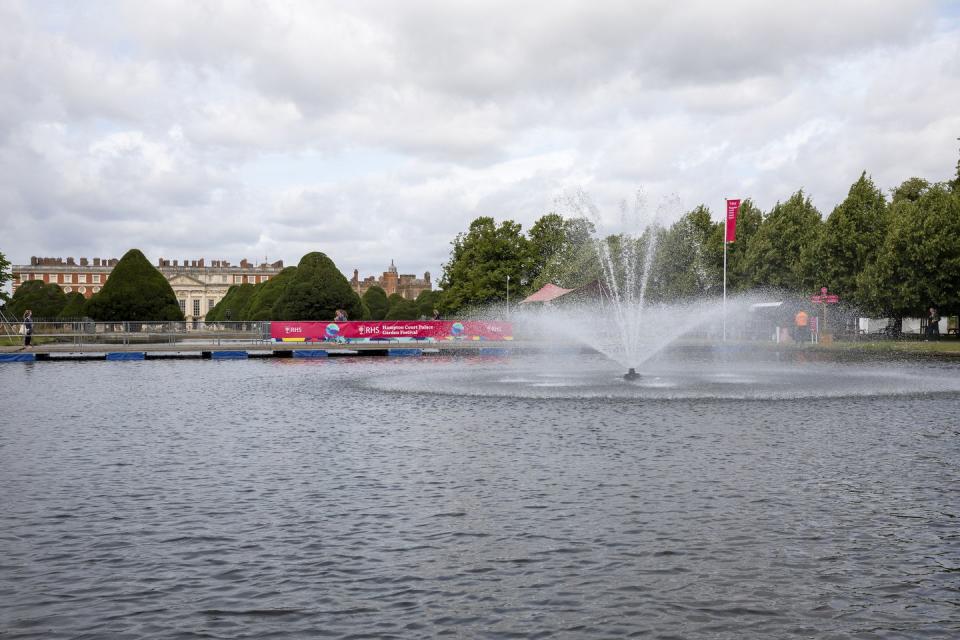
[0,320,271,348]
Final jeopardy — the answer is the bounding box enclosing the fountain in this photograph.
[522,189,729,378]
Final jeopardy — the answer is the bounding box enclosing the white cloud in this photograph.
[0,0,957,283]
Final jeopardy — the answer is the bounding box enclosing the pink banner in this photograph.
[725,199,741,243]
[271,320,513,342]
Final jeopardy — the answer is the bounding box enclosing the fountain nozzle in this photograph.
[623,368,640,381]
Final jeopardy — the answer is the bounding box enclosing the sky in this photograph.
[1,0,959,283]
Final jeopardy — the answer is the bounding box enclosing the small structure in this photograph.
[519,283,573,305]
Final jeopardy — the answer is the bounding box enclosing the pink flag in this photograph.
[725,199,741,243]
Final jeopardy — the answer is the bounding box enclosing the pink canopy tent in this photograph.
[519,283,573,305]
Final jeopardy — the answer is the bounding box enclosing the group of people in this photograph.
[332,309,442,321]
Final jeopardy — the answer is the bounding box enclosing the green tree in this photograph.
[361,285,389,320]
[273,252,362,320]
[741,191,824,293]
[529,217,598,291]
[891,177,929,205]
[0,250,10,304]
[385,293,418,320]
[439,216,530,313]
[415,289,441,318]
[819,172,887,307]
[859,183,960,317]
[245,266,297,320]
[85,249,183,321]
[651,206,722,301]
[206,284,255,322]
[6,280,67,318]
[527,213,567,286]
[58,291,88,318]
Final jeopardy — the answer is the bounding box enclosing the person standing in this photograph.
[794,309,809,343]
[927,306,940,339]
[22,310,33,349]
[334,309,348,322]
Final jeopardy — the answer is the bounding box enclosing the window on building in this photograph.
[207,298,215,311]
[79,274,88,283]
[93,274,101,284]
[193,300,201,317]
[179,299,186,314]
[234,275,243,284]
[222,275,228,283]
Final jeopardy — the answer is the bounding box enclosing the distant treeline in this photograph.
[438,171,960,318]
[2,166,957,322]
[0,248,440,322]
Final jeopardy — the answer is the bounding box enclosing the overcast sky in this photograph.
[2,0,959,281]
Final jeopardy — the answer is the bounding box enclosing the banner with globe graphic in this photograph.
[271,321,513,343]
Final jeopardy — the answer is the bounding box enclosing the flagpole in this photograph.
[723,198,728,342]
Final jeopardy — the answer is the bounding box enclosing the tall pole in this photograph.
[723,199,728,342]
[506,275,510,316]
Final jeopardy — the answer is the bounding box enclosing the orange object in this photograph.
[795,311,809,327]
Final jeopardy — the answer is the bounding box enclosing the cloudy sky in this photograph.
[2,0,959,282]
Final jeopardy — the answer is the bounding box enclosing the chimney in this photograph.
[80,257,88,266]
[93,258,101,266]
[67,257,76,265]
[198,258,204,267]
[240,258,250,268]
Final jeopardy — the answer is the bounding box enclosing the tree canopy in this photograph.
[85,249,184,321]
[273,252,362,320]
[6,280,67,318]
[819,172,887,308]
[58,291,88,319]
[859,183,960,316]
[741,191,823,292]
[0,250,10,304]
[245,266,297,320]
[439,216,530,312]
[384,293,419,320]
[361,285,389,320]
[206,283,256,322]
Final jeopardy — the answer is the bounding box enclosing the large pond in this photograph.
[2,350,959,638]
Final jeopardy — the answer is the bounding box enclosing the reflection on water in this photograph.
[1,352,959,638]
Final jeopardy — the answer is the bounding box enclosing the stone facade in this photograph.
[11,256,284,322]
[351,260,432,300]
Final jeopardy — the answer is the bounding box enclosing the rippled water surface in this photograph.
[2,352,959,639]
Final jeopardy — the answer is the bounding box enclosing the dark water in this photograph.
[2,353,959,639]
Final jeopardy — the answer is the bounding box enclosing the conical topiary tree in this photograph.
[384,293,418,320]
[58,291,88,319]
[85,249,184,321]
[206,283,255,322]
[6,280,67,319]
[273,252,362,320]
[361,285,389,320]
[246,266,297,320]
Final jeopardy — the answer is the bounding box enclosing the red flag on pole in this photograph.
[725,199,741,243]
